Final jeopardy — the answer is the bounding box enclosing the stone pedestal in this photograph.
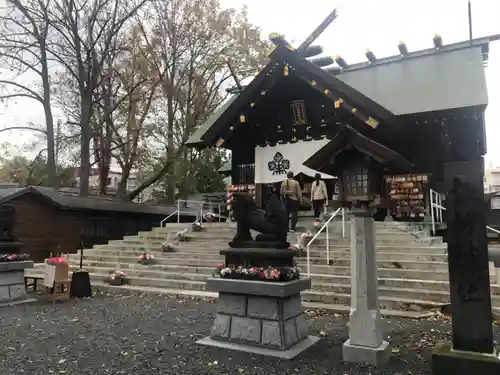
[342,208,391,366]
[0,260,33,305]
[197,278,319,359]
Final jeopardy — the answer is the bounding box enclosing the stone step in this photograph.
[24,266,500,309]
[30,263,500,294]
[67,257,450,281]
[133,233,442,245]
[77,248,448,262]
[304,264,450,281]
[89,283,437,319]
[303,290,446,311]
[70,253,449,271]
[91,242,448,253]
[310,281,500,303]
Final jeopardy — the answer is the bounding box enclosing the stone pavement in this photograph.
[0,292,498,375]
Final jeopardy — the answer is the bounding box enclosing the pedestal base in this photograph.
[201,278,318,358]
[0,261,33,304]
[342,339,391,366]
[432,341,500,375]
[197,335,320,359]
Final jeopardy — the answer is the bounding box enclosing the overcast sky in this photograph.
[1,0,499,165]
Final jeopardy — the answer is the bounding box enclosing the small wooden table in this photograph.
[24,276,71,302]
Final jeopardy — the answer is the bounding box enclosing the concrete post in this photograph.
[342,207,391,366]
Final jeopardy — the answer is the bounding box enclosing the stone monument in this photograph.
[342,207,391,366]
[432,165,500,375]
[0,204,34,305]
[197,191,319,358]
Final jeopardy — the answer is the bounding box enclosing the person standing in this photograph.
[280,171,302,232]
[310,173,328,223]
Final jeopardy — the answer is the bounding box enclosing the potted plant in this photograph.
[107,270,127,286]
[161,242,177,253]
[191,221,203,232]
[213,264,301,282]
[176,229,190,242]
[137,253,155,265]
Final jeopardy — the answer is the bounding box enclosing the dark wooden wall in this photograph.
[8,194,193,262]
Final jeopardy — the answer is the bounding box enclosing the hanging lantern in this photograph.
[239,114,246,123]
[284,65,289,76]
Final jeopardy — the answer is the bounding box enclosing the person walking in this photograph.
[310,173,328,224]
[280,171,302,233]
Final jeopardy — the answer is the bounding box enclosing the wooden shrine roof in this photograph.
[187,36,493,149]
[187,45,396,148]
[303,125,413,174]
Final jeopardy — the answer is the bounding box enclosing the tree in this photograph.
[44,0,149,196]
[0,152,75,187]
[0,0,58,187]
[125,0,270,202]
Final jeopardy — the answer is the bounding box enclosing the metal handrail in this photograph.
[160,199,223,226]
[160,210,179,227]
[430,189,446,234]
[487,226,500,235]
[305,207,343,277]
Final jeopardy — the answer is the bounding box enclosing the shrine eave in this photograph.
[187,46,397,148]
[275,46,395,122]
[303,125,413,174]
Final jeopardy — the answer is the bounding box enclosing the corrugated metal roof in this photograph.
[0,186,179,216]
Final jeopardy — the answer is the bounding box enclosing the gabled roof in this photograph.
[186,95,239,148]
[188,45,396,148]
[303,125,413,174]
[187,36,494,148]
[218,160,232,175]
[0,185,181,216]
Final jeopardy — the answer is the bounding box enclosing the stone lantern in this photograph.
[303,125,414,366]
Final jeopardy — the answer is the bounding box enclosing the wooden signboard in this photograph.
[385,174,429,219]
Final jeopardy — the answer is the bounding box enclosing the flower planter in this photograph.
[107,277,125,286]
[138,259,156,265]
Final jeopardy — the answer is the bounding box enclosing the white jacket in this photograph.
[310,180,328,200]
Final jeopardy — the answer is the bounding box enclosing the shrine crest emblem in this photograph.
[268,152,290,175]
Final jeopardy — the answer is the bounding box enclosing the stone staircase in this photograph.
[26,219,500,319]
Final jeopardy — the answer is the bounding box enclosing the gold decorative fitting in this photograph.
[365,116,379,128]
[260,90,267,96]
[352,108,357,113]
[284,65,289,76]
[334,100,342,108]
[311,80,317,86]
[215,138,225,147]
[254,71,260,76]
[250,103,255,108]
[269,32,281,39]
[324,89,329,95]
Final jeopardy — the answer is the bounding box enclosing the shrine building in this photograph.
[187,34,495,222]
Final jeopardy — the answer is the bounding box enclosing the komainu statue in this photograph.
[229,191,288,248]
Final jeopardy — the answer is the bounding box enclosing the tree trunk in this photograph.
[79,97,91,197]
[166,92,175,204]
[40,44,57,188]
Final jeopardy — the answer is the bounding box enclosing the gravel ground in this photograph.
[0,294,498,375]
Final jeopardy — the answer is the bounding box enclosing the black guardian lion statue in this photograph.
[229,191,288,248]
